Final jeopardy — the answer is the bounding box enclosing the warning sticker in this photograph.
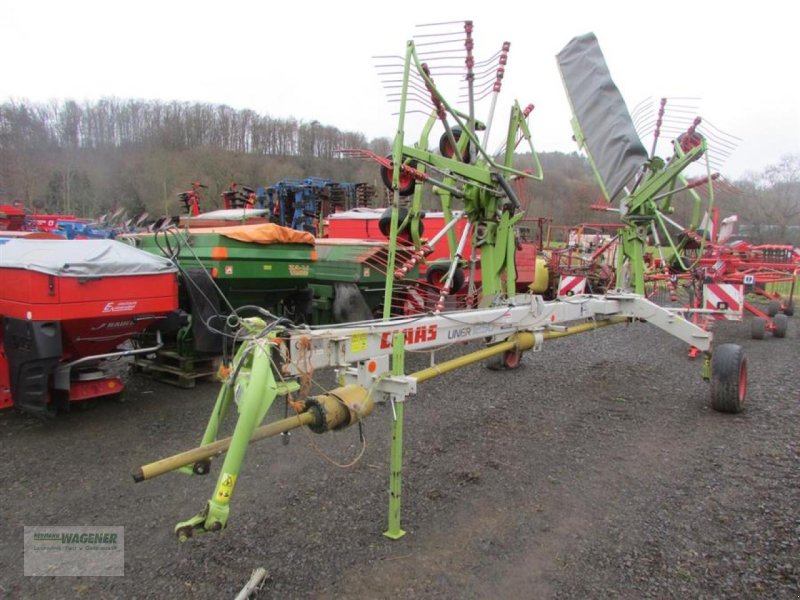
[351,332,367,353]
[215,473,238,504]
[288,264,310,277]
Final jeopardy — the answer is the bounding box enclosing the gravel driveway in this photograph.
[1,315,797,599]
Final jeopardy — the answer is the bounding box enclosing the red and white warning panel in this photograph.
[703,283,744,320]
[558,275,587,298]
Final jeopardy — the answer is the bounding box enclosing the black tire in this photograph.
[766,300,780,317]
[378,207,424,238]
[379,155,417,196]
[379,207,404,237]
[783,301,794,317]
[486,355,503,371]
[773,313,789,338]
[710,343,747,413]
[438,128,470,161]
[426,264,465,294]
[750,316,766,340]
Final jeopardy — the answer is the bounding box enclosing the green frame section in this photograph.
[614,139,712,294]
[384,332,407,539]
[381,40,544,313]
[174,318,299,539]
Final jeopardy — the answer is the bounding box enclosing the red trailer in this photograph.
[0,204,85,233]
[0,239,180,415]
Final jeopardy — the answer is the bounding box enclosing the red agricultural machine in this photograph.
[0,239,180,416]
[543,222,624,297]
[644,212,798,340]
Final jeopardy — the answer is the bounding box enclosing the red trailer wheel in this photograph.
[438,128,471,161]
[380,156,417,196]
[502,349,521,369]
[487,348,522,370]
[426,264,465,294]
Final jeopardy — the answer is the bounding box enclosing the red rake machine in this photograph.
[135,26,750,542]
[543,222,624,298]
[647,216,798,340]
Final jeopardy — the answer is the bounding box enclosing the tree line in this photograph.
[0,99,797,245]
[0,98,368,156]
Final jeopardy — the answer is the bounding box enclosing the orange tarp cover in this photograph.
[201,223,315,246]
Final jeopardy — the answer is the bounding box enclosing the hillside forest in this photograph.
[1,99,798,244]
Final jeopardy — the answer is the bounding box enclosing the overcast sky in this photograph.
[2,1,797,180]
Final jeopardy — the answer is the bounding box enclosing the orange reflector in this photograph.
[367,361,377,373]
[211,246,229,260]
[211,267,219,278]
[107,380,117,389]
[309,250,318,262]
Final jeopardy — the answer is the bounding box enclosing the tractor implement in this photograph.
[0,239,180,415]
[135,24,749,543]
[135,291,743,540]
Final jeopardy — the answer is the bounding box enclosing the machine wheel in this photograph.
[710,343,747,414]
[502,349,521,369]
[426,264,465,294]
[380,155,417,196]
[766,300,780,317]
[773,313,789,338]
[439,128,470,161]
[750,317,766,340]
[486,348,521,371]
[783,301,794,317]
[378,207,424,238]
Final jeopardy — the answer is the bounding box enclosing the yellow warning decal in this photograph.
[215,472,238,504]
[351,332,367,353]
[288,264,309,277]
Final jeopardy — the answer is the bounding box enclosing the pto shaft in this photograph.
[133,384,373,483]
[133,412,315,482]
[412,318,627,383]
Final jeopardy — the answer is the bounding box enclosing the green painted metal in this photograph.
[380,35,543,305]
[382,197,401,321]
[381,42,414,324]
[384,331,407,540]
[612,139,710,294]
[131,229,314,313]
[130,230,419,326]
[174,319,299,540]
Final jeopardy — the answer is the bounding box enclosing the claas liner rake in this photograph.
[559,35,769,345]
[134,26,749,541]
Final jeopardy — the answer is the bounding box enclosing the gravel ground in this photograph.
[0,315,798,599]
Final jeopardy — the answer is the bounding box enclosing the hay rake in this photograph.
[134,26,749,542]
